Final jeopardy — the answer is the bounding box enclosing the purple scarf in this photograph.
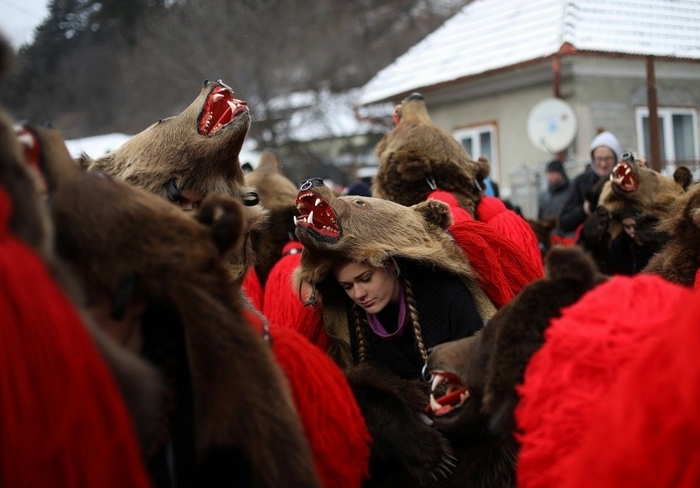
[365,283,408,340]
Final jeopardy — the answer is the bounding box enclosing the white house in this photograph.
[359,0,700,216]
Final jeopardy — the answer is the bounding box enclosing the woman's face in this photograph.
[622,216,643,245]
[333,261,401,314]
[592,146,616,175]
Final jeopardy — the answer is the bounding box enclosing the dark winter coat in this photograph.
[538,178,570,218]
[346,261,483,380]
[558,165,606,233]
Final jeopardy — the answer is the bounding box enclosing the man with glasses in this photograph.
[558,131,622,235]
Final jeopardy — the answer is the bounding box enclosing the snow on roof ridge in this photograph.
[360,0,700,105]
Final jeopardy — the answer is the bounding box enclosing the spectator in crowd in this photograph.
[558,131,622,235]
[538,159,572,238]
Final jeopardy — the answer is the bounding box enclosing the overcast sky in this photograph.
[0,0,50,49]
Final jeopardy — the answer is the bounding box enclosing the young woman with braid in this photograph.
[333,257,483,380]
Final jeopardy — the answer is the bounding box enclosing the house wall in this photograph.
[418,57,700,217]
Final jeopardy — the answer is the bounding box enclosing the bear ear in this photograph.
[412,199,452,229]
[475,156,491,180]
[76,154,93,170]
[544,246,598,286]
[673,166,693,191]
[195,195,245,256]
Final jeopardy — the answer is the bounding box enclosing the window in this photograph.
[452,124,499,182]
[635,107,699,170]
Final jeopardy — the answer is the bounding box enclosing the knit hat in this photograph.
[546,160,566,176]
[589,131,622,163]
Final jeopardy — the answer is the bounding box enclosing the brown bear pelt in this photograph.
[244,150,299,286]
[45,152,320,486]
[345,361,459,487]
[577,154,688,274]
[422,247,605,487]
[293,178,496,370]
[80,80,266,279]
[373,93,490,216]
[643,182,700,286]
[1,36,163,455]
[598,153,689,231]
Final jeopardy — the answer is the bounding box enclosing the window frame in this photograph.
[635,106,699,167]
[452,122,499,183]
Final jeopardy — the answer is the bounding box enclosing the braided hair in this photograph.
[351,269,429,365]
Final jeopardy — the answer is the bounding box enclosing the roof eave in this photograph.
[360,43,698,106]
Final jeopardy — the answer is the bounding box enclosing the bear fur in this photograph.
[80,80,266,279]
[0,35,165,457]
[423,247,604,487]
[373,93,490,217]
[598,152,688,225]
[578,154,689,274]
[643,181,700,286]
[244,150,299,286]
[44,147,320,486]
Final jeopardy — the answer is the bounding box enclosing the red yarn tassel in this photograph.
[476,196,544,274]
[242,309,370,487]
[0,189,150,488]
[450,219,543,308]
[267,324,371,488]
[241,266,264,312]
[516,275,691,488]
[263,251,328,350]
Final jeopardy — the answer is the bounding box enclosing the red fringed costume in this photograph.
[515,274,693,488]
[428,191,544,305]
[243,309,370,488]
[241,265,264,311]
[476,196,544,274]
[562,286,700,487]
[263,242,328,351]
[0,188,150,487]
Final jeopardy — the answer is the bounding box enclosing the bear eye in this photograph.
[354,199,366,206]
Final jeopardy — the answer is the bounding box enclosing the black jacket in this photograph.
[347,261,483,380]
[558,166,606,233]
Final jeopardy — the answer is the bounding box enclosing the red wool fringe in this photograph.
[561,286,700,488]
[515,275,692,488]
[476,196,544,275]
[0,189,150,487]
[450,219,543,308]
[263,251,328,350]
[244,308,370,488]
[241,266,264,312]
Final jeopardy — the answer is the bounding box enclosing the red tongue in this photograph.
[437,386,469,406]
[425,386,469,414]
[213,104,233,129]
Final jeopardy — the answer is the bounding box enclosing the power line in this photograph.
[0,0,45,19]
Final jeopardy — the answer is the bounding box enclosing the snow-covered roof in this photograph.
[360,0,700,105]
[65,133,132,159]
[65,132,261,166]
[266,88,393,142]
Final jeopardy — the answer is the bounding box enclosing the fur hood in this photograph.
[293,179,496,368]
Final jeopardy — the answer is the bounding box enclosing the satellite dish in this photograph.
[527,98,577,153]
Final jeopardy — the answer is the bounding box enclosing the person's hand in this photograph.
[583,200,591,216]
